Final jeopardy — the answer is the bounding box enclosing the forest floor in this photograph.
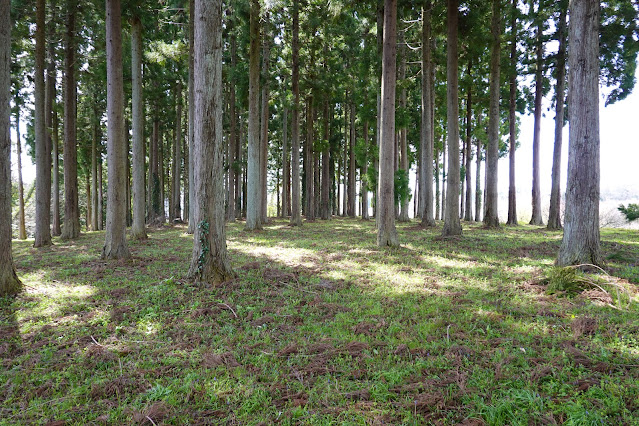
[1,218,639,425]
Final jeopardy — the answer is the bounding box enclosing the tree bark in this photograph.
[91,110,99,231]
[227,34,237,222]
[281,103,289,218]
[34,0,52,247]
[14,109,26,239]
[530,4,544,226]
[98,159,104,230]
[172,81,182,222]
[484,0,501,228]
[348,102,356,218]
[361,120,369,220]
[557,0,601,266]
[102,0,130,260]
[188,0,235,284]
[442,0,462,237]
[506,0,518,225]
[131,16,147,238]
[464,73,473,222]
[290,0,302,226]
[187,0,195,232]
[246,0,262,230]
[260,20,270,224]
[0,0,21,295]
[377,0,399,247]
[547,3,567,231]
[62,0,80,240]
[52,109,61,235]
[321,98,331,220]
[398,39,409,223]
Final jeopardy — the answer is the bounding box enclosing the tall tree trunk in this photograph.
[102,0,130,260]
[475,125,482,222]
[227,34,237,222]
[464,77,473,221]
[62,0,80,240]
[281,103,289,218]
[441,139,446,219]
[0,0,21,295]
[172,81,182,221]
[34,0,52,247]
[361,120,369,220]
[530,5,544,226]
[98,159,104,229]
[342,105,348,217]
[246,0,262,230]
[290,0,302,226]
[442,0,462,236]
[321,99,330,219]
[547,3,567,231]
[557,0,601,266]
[130,16,147,238]
[86,171,92,231]
[420,1,435,227]
[377,0,398,247]
[260,20,270,224]
[484,0,501,228]
[159,130,166,220]
[187,0,195,232]
[306,96,315,220]
[188,0,235,283]
[91,111,99,231]
[506,0,518,225]
[348,102,356,218]
[52,110,61,235]
[44,0,55,233]
[374,0,383,220]
[398,39,409,222]
[14,109,26,239]
[435,147,440,220]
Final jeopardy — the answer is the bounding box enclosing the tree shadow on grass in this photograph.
[3,219,639,424]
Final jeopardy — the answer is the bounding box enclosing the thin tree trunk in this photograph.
[34,0,52,247]
[557,0,601,266]
[91,111,99,231]
[260,20,270,224]
[435,147,440,220]
[377,0,399,247]
[464,77,473,221]
[62,0,80,240]
[507,0,518,225]
[281,103,289,218]
[188,0,235,283]
[348,102,356,218]
[547,3,567,231]
[361,120,369,220]
[14,109,26,239]
[246,0,262,230]
[290,0,302,226]
[98,159,103,230]
[86,171,91,231]
[441,139,446,219]
[420,1,435,227]
[0,0,21,294]
[44,0,55,232]
[131,16,147,238]
[484,0,501,228]
[227,34,237,222]
[443,0,462,236]
[102,0,130,260]
[172,81,182,221]
[475,126,482,222]
[187,0,195,232]
[306,96,315,220]
[52,110,61,235]
[530,5,544,226]
[398,38,409,222]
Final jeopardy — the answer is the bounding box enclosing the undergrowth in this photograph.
[1,219,638,425]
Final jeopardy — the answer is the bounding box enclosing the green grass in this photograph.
[1,218,638,425]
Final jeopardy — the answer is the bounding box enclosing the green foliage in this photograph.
[544,267,590,296]
[618,203,639,222]
[394,169,411,207]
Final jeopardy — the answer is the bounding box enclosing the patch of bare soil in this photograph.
[90,374,148,400]
[278,343,299,357]
[201,351,241,368]
[262,268,297,285]
[131,402,169,424]
[570,317,597,338]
